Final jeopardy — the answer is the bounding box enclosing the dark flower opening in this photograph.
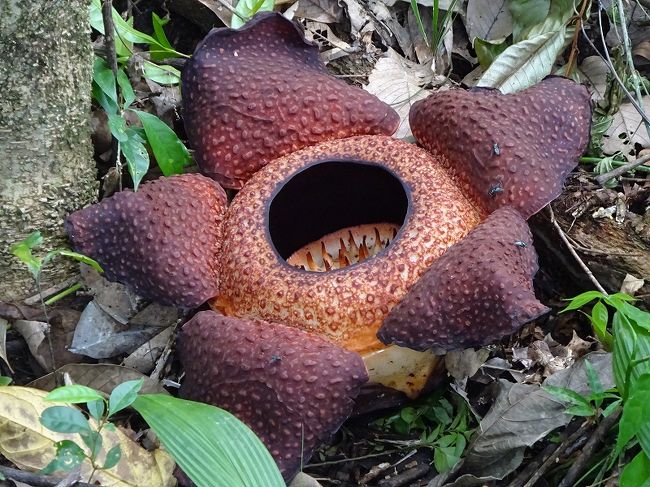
[267,160,409,270]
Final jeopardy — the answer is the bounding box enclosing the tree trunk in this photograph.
[0,0,97,301]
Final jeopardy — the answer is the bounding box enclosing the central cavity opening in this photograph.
[268,160,409,272]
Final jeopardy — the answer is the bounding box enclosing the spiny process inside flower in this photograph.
[286,223,400,271]
[65,12,593,483]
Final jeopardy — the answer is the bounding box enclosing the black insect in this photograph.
[492,142,500,156]
[488,182,504,198]
[270,354,282,363]
[514,241,528,248]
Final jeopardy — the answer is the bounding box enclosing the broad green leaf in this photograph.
[151,13,181,62]
[132,110,189,176]
[10,231,43,279]
[133,394,284,487]
[41,440,86,474]
[620,451,650,487]
[40,406,91,434]
[591,300,612,349]
[87,399,105,421]
[602,399,621,417]
[434,445,459,473]
[584,359,604,396]
[93,58,118,108]
[543,385,592,408]
[474,37,508,69]
[0,377,12,386]
[104,444,122,469]
[80,430,103,459]
[561,291,605,313]
[142,63,181,85]
[507,0,550,42]
[92,81,118,115]
[117,69,136,109]
[121,129,150,190]
[526,0,575,38]
[46,385,105,404]
[108,379,144,416]
[231,0,274,29]
[51,250,103,274]
[107,113,129,143]
[617,374,650,457]
[476,27,572,94]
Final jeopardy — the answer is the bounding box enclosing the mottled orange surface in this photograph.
[213,136,485,354]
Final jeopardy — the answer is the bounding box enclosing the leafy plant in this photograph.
[410,0,459,55]
[231,0,275,28]
[374,392,474,473]
[40,381,284,487]
[88,0,192,189]
[40,380,144,478]
[556,291,650,485]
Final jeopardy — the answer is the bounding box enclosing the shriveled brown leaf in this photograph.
[295,0,343,23]
[364,48,443,139]
[603,96,650,157]
[28,363,165,395]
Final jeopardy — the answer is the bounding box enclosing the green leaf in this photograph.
[620,451,650,487]
[117,69,136,109]
[565,403,597,417]
[46,385,105,404]
[132,110,189,176]
[93,57,118,108]
[87,399,105,421]
[108,379,144,416]
[507,0,550,42]
[108,113,129,143]
[543,385,592,408]
[434,445,460,473]
[142,63,181,85]
[617,374,650,456]
[52,250,104,274]
[231,0,274,28]
[121,129,150,190]
[150,13,181,62]
[474,37,508,69]
[601,399,621,417]
[562,291,605,313]
[133,394,284,487]
[41,440,86,474]
[476,27,572,94]
[80,430,103,459]
[0,376,12,386]
[584,359,604,396]
[410,0,429,48]
[104,444,122,469]
[591,300,612,349]
[40,406,91,434]
[10,231,43,279]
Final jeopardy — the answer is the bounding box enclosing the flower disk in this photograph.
[182,12,399,189]
[178,311,369,481]
[409,76,591,218]
[378,207,550,352]
[65,174,227,308]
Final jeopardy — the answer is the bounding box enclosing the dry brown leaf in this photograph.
[364,48,442,139]
[602,96,650,156]
[577,56,609,101]
[295,0,343,23]
[122,327,173,374]
[28,363,165,395]
[0,386,175,486]
[465,0,513,42]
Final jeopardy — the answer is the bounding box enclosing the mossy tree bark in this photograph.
[0,0,97,301]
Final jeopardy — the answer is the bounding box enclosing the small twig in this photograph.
[558,409,622,487]
[304,449,405,468]
[36,279,57,375]
[566,0,591,77]
[0,466,96,487]
[595,154,650,185]
[548,206,608,295]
